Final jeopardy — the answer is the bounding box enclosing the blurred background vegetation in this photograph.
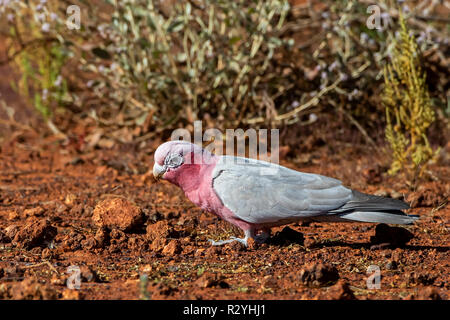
[0,0,448,184]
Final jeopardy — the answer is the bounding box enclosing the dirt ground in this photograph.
[0,136,448,300]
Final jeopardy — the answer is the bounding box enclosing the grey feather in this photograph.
[212,156,417,225]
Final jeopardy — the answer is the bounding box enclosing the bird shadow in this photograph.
[266,226,449,252]
[304,240,450,252]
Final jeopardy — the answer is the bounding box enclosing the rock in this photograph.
[9,278,58,300]
[194,272,229,288]
[162,240,181,255]
[12,218,57,249]
[370,224,414,247]
[299,263,339,287]
[92,198,144,232]
[327,280,356,300]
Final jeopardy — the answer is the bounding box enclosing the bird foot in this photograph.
[208,237,248,247]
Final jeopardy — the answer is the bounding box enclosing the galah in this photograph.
[153,141,417,246]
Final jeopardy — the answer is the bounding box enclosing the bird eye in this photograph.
[164,153,183,168]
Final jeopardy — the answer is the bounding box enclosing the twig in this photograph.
[22,261,59,274]
[245,78,342,124]
[339,107,377,149]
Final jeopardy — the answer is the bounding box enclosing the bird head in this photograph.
[153,141,215,185]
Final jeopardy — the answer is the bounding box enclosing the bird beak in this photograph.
[153,163,166,180]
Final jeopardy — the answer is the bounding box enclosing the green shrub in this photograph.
[1,0,73,132]
[87,0,291,130]
[383,13,438,181]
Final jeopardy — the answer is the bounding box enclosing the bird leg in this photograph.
[209,229,254,247]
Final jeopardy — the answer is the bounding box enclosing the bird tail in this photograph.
[329,190,418,225]
[337,211,419,224]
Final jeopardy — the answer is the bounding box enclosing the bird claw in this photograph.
[208,237,248,247]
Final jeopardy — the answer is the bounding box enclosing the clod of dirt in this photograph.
[269,226,304,245]
[406,184,447,208]
[80,266,98,283]
[369,223,414,248]
[385,260,398,270]
[8,278,58,300]
[362,165,382,185]
[194,272,229,289]
[0,229,7,243]
[92,198,144,232]
[81,236,98,251]
[62,289,84,300]
[110,228,126,241]
[406,287,442,300]
[94,228,109,248]
[146,220,175,241]
[162,240,182,255]
[299,263,340,287]
[12,218,57,249]
[149,282,178,299]
[50,273,68,286]
[327,280,356,300]
[4,225,20,242]
[149,237,168,253]
[23,207,45,218]
[41,248,55,260]
[3,264,24,279]
[223,240,246,252]
[204,245,222,257]
[407,272,437,286]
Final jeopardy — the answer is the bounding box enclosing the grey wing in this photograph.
[212,156,353,224]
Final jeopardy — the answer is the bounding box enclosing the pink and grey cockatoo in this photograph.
[153,141,417,246]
